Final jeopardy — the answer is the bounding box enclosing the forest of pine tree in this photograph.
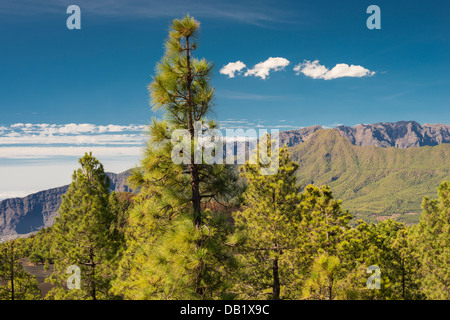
[0,15,448,301]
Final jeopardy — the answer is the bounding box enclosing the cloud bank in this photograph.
[0,123,146,159]
[0,146,142,159]
[220,57,290,80]
[0,123,149,199]
[293,60,375,80]
[244,57,290,79]
[219,61,246,78]
[220,57,375,80]
[0,121,303,160]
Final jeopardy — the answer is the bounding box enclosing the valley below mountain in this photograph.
[289,128,450,224]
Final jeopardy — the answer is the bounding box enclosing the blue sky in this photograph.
[0,0,449,198]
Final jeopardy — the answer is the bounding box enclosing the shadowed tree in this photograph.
[0,239,41,300]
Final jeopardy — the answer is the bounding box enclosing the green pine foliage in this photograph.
[3,15,449,301]
[336,219,424,300]
[298,184,352,256]
[297,184,352,299]
[372,220,423,299]
[298,185,351,300]
[20,227,55,266]
[0,240,41,300]
[233,145,304,299]
[290,129,450,222]
[302,253,344,300]
[111,15,239,300]
[45,153,124,300]
[410,181,450,299]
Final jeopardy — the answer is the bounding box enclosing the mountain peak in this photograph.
[282,121,450,149]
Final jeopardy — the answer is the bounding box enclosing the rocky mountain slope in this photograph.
[280,121,450,148]
[0,171,133,237]
[289,129,450,224]
[1,121,449,237]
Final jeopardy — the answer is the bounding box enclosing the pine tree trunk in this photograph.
[272,257,280,300]
[10,243,14,301]
[190,148,202,228]
[10,264,14,301]
[328,281,333,300]
[185,34,204,297]
[185,35,202,229]
[402,260,406,299]
[90,248,96,300]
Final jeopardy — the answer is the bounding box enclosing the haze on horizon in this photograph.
[0,0,449,199]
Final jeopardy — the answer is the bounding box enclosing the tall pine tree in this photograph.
[46,153,122,300]
[112,15,239,299]
[298,185,352,299]
[233,145,303,300]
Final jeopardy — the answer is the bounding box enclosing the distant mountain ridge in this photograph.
[280,121,450,149]
[0,171,133,238]
[289,129,450,223]
[1,120,450,238]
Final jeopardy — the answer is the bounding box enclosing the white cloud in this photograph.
[0,123,149,200]
[0,123,147,159]
[24,123,146,135]
[294,60,375,80]
[244,57,290,79]
[219,61,246,78]
[0,146,142,159]
[0,134,145,145]
[0,123,146,141]
[56,123,98,134]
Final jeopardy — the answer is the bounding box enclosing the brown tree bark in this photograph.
[10,243,15,301]
[185,35,202,229]
[272,257,280,300]
[185,35,205,297]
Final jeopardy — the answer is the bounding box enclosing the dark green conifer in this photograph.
[46,153,122,300]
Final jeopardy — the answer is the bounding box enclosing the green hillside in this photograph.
[289,129,450,224]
